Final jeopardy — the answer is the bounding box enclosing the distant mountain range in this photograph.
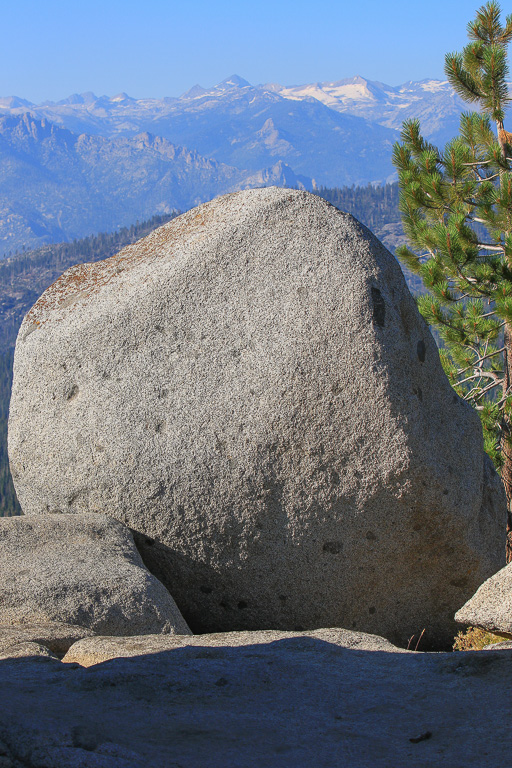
[266,76,466,145]
[0,75,471,255]
[0,112,310,255]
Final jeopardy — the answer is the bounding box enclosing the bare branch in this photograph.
[476,243,505,251]
[474,173,501,181]
[457,371,502,387]
[470,379,503,401]
[497,386,512,408]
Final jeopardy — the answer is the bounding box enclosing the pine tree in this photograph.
[392,1,512,559]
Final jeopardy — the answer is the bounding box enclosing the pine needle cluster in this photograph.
[393,2,512,471]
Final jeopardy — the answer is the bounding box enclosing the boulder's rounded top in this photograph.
[20,187,385,335]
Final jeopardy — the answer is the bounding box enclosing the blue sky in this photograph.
[2,0,494,101]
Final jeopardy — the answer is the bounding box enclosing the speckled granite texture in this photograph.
[8,187,506,648]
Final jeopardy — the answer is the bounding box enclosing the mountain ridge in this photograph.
[0,113,310,255]
[0,73,492,256]
[0,74,468,143]
[0,74,465,186]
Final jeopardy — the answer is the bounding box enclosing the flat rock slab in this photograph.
[0,631,512,767]
[0,622,94,659]
[456,562,512,638]
[0,514,191,636]
[9,187,506,649]
[63,627,400,666]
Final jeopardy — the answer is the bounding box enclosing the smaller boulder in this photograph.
[483,640,512,651]
[0,621,94,658]
[0,642,58,661]
[455,563,512,638]
[0,513,191,636]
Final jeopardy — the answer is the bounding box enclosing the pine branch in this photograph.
[471,378,503,400]
[476,242,505,250]
[458,371,502,388]
[457,347,505,376]
[393,2,512,474]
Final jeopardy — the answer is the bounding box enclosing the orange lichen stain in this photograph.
[22,199,226,334]
[20,188,265,339]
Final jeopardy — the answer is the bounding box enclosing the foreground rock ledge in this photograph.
[62,627,401,666]
[8,187,506,649]
[0,628,512,767]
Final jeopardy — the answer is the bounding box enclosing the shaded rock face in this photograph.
[0,514,191,636]
[8,187,506,648]
[2,634,512,767]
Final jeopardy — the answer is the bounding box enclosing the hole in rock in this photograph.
[66,384,79,401]
[417,340,426,362]
[323,541,343,554]
[371,287,386,327]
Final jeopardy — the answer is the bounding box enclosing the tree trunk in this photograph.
[502,323,512,563]
[497,120,512,561]
[497,121,508,159]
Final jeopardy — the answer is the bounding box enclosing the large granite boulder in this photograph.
[0,514,191,636]
[8,187,506,648]
[455,562,512,638]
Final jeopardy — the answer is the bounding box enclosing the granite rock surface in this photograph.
[0,621,94,659]
[0,630,511,766]
[0,514,191,636]
[8,187,506,648]
[455,562,512,638]
[0,642,58,661]
[62,627,400,666]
